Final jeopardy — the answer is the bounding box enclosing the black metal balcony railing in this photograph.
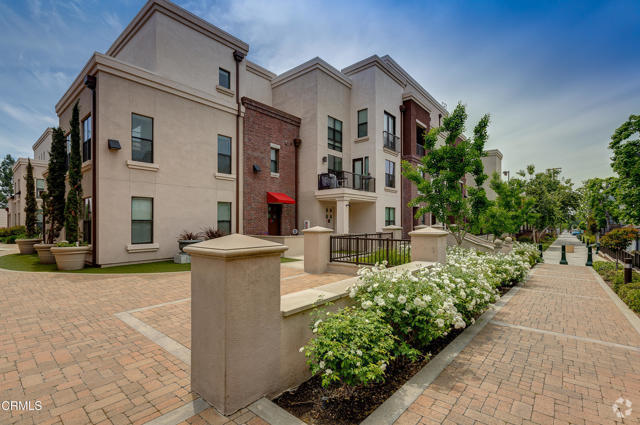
[385,173,395,188]
[317,171,376,192]
[383,131,399,151]
[330,233,411,266]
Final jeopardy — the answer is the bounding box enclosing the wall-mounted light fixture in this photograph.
[108,139,121,150]
[253,164,261,173]
[322,156,327,163]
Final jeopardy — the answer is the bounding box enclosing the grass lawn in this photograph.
[280,257,301,263]
[0,253,301,273]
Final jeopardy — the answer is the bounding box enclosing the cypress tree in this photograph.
[64,103,83,243]
[46,127,68,243]
[24,159,37,237]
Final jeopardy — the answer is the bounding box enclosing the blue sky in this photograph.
[1,0,639,184]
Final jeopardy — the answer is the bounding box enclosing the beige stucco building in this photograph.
[6,128,52,229]
[46,0,504,265]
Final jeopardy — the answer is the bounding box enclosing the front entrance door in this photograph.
[268,204,282,235]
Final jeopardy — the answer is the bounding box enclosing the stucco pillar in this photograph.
[409,226,448,263]
[382,225,403,240]
[335,199,350,235]
[303,226,332,274]
[184,234,287,415]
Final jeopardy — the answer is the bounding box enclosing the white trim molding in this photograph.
[126,160,160,172]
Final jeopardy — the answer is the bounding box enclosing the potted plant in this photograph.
[16,160,42,254]
[177,230,202,252]
[51,104,91,270]
[35,128,67,264]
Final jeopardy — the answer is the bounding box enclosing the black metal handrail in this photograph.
[317,171,375,192]
[600,245,640,268]
[383,131,399,151]
[330,234,410,266]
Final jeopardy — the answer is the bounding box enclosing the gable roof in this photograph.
[341,55,406,88]
[272,57,352,89]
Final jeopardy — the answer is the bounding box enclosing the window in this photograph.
[83,198,92,244]
[385,160,395,188]
[217,202,231,235]
[217,135,232,174]
[385,207,396,226]
[328,116,343,152]
[357,109,368,138]
[132,114,153,163]
[328,154,342,174]
[82,116,92,162]
[219,68,231,89]
[36,209,43,233]
[36,179,45,199]
[384,112,396,150]
[270,147,279,173]
[66,134,71,170]
[416,125,426,156]
[131,197,153,244]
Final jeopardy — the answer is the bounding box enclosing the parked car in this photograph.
[571,229,582,235]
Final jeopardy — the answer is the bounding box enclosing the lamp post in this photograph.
[585,246,593,267]
[503,170,510,182]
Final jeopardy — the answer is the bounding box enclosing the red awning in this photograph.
[267,192,295,204]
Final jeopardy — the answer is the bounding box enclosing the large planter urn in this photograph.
[51,245,92,271]
[178,239,201,252]
[16,238,42,255]
[34,243,56,264]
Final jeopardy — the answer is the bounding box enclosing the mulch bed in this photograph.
[274,283,519,424]
[274,327,464,424]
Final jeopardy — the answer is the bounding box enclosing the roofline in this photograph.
[12,158,48,173]
[32,127,53,152]
[246,60,276,81]
[483,149,503,160]
[57,52,241,117]
[105,0,248,58]
[242,97,301,126]
[341,55,406,88]
[380,55,448,116]
[272,57,352,89]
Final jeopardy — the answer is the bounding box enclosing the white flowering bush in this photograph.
[302,244,536,388]
[301,307,396,387]
[350,264,465,353]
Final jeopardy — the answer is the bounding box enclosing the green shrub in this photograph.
[517,235,532,243]
[56,241,89,247]
[301,307,396,387]
[619,287,640,313]
[5,234,25,244]
[0,226,26,237]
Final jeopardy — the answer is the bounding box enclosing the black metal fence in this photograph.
[317,171,376,192]
[330,233,410,266]
[600,245,640,268]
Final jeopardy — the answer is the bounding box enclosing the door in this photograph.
[353,157,369,190]
[268,204,282,235]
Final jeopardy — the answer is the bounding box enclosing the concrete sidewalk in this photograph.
[543,231,589,266]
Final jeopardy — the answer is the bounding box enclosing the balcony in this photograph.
[318,171,375,192]
[383,131,399,152]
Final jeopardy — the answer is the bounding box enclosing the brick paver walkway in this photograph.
[0,261,348,425]
[395,262,640,425]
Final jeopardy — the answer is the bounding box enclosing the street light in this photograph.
[503,170,510,181]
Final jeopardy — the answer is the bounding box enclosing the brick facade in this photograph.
[242,97,301,235]
[401,99,432,237]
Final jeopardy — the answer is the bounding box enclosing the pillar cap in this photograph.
[302,226,333,234]
[184,233,287,258]
[408,226,448,237]
[382,225,402,230]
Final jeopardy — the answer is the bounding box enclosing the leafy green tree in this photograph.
[0,154,15,208]
[45,127,68,243]
[64,103,83,243]
[609,114,640,225]
[600,226,639,269]
[402,103,490,245]
[522,166,578,242]
[24,160,37,237]
[476,172,535,240]
[576,177,619,239]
